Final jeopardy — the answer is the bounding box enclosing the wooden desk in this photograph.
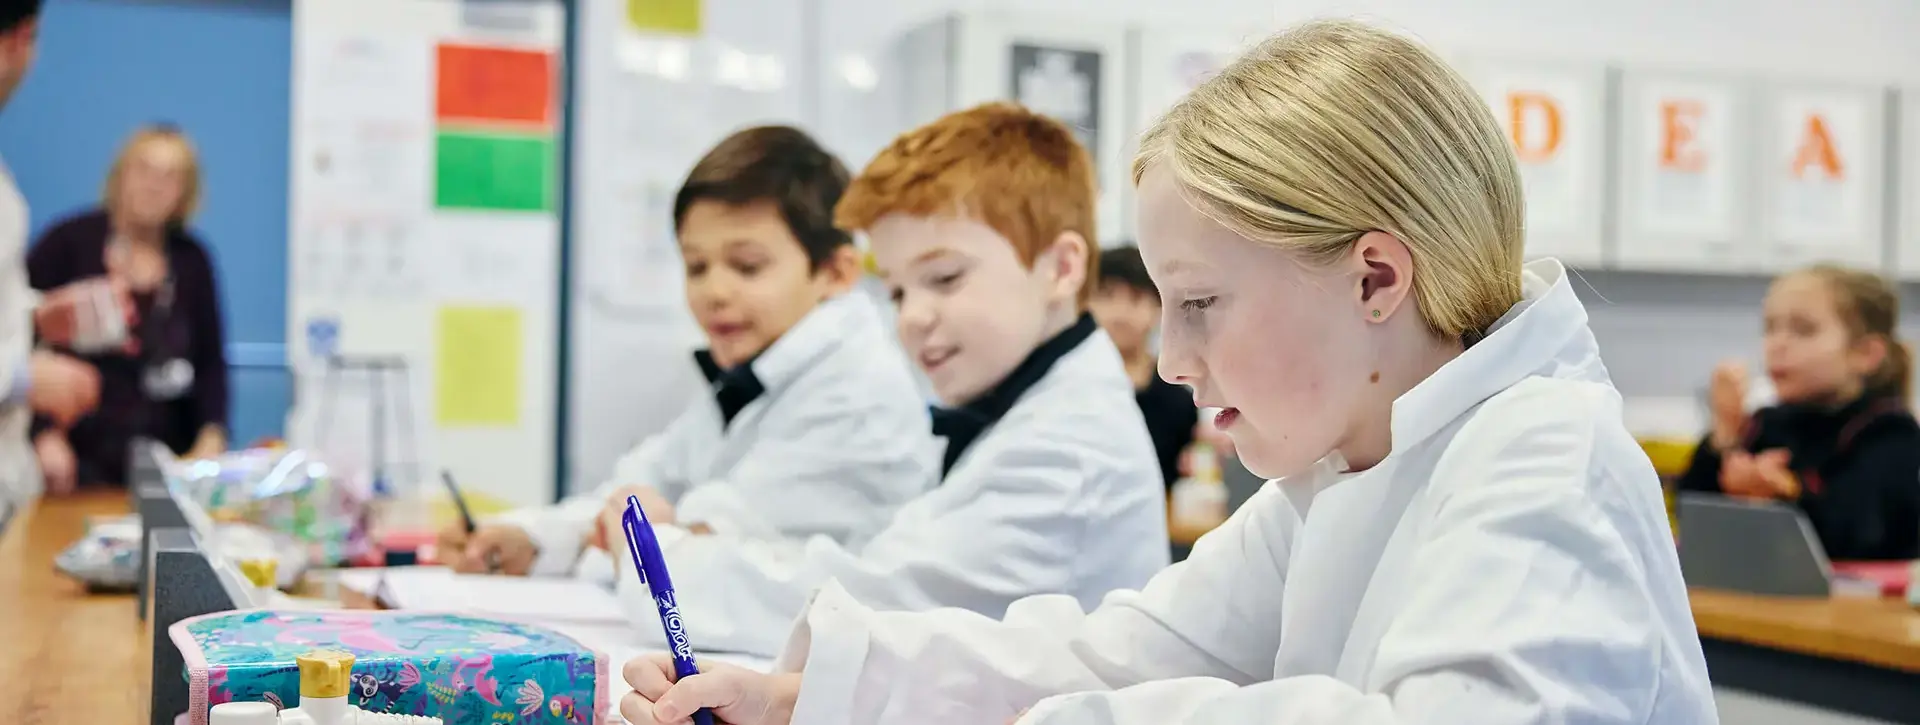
[0,492,147,725]
[1691,588,1920,722]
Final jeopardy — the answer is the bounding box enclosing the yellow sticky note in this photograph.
[435,306,522,426]
[627,0,701,35]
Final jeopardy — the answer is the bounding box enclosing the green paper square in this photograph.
[435,129,554,212]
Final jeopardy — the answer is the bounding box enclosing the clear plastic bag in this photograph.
[54,513,315,591]
[164,447,373,567]
[53,514,144,591]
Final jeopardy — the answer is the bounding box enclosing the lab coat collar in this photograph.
[692,349,765,427]
[690,292,883,427]
[932,313,1100,477]
[1389,259,1599,450]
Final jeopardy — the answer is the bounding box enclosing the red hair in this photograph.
[835,102,1100,303]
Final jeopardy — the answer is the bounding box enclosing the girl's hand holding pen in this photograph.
[620,653,798,725]
[593,485,678,550]
[437,523,538,575]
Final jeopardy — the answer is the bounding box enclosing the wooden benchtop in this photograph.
[0,491,148,724]
[1690,587,1920,673]
[2,494,1916,725]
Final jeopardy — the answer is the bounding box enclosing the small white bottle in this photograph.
[1170,441,1230,531]
[279,650,443,725]
[210,701,279,725]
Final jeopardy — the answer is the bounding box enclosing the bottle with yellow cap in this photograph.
[274,650,442,725]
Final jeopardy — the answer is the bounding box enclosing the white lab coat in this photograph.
[774,259,1717,725]
[612,326,1170,657]
[500,291,936,576]
[0,159,37,507]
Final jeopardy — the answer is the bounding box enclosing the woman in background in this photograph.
[1679,264,1920,560]
[1089,246,1196,490]
[28,124,229,492]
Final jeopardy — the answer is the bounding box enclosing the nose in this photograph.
[1156,321,1198,387]
[895,289,936,339]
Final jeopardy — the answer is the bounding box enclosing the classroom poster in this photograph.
[290,0,566,506]
[1010,44,1103,167]
[1762,87,1884,267]
[1466,60,1606,265]
[1627,79,1740,238]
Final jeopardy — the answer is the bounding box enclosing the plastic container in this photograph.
[1170,442,1229,531]
[209,702,278,725]
[278,651,441,725]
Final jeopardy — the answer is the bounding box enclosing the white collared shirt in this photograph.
[777,259,1717,725]
[610,327,1170,657]
[0,158,36,506]
[500,291,937,576]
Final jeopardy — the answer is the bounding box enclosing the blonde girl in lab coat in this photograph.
[618,19,1717,725]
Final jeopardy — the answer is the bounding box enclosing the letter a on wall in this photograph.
[1763,87,1884,265]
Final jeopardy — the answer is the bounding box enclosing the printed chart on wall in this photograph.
[288,0,566,506]
[1615,73,1753,272]
[1464,58,1607,267]
[1761,86,1886,270]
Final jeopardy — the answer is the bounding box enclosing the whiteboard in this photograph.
[286,0,566,506]
[563,0,808,496]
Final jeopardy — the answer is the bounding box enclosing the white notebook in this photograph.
[372,567,628,624]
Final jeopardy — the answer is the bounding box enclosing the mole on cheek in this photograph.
[1370,371,1380,383]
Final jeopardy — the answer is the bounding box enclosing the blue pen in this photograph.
[621,495,716,725]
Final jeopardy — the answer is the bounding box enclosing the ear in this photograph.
[1850,333,1890,377]
[813,245,863,296]
[1037,231,1091,305]
[1349,231,1415,325]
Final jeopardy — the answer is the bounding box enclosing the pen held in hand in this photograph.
[621,495,714,725]
[441,469,502,574]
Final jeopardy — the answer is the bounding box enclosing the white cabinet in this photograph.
[1613,71,1760,273]
[1756,84,1889,272]
[1458,57,1609,267]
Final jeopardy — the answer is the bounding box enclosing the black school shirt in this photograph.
[1136,375,1198,491]
[1678,394,1920,560]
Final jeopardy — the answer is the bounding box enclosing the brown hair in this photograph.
[835,102,1100,304]
[672,125,852,268]
[1798,264,1910,402]
[103,125,202,227]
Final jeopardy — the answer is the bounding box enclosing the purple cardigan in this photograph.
[28,208,230,486]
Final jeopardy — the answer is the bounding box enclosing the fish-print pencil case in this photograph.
[169,609,609,724]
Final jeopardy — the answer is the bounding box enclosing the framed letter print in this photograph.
[1615,71,1757,273]
[1759,84,1888,271]
[1459,56,1609,267]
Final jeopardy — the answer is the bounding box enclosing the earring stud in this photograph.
[1371,309,1382,319]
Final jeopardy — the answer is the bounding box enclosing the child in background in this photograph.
[618,20,1713,725]
[1089,246,1197,490]
[1679,264,1920,560]
[439,126,934,576]
[603,103,1168,658]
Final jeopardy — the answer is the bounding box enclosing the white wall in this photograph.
[567,0,1920,491]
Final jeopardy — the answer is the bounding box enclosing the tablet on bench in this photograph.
[1676,493,1833,598]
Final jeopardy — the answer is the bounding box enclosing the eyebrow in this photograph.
[911,248,956,265]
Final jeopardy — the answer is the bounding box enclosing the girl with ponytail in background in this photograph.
[1681,264,1920,561]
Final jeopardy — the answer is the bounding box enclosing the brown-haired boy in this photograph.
[441,125,934,581]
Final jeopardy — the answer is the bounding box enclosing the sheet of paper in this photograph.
[377,567,628,624]
[544,621,773,722]
[434,305,523,426]
[627,0,701,35]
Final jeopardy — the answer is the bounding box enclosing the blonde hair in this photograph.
[1133,19,1525,343]
[102,125,202,226]
[1793,264,1911,403]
